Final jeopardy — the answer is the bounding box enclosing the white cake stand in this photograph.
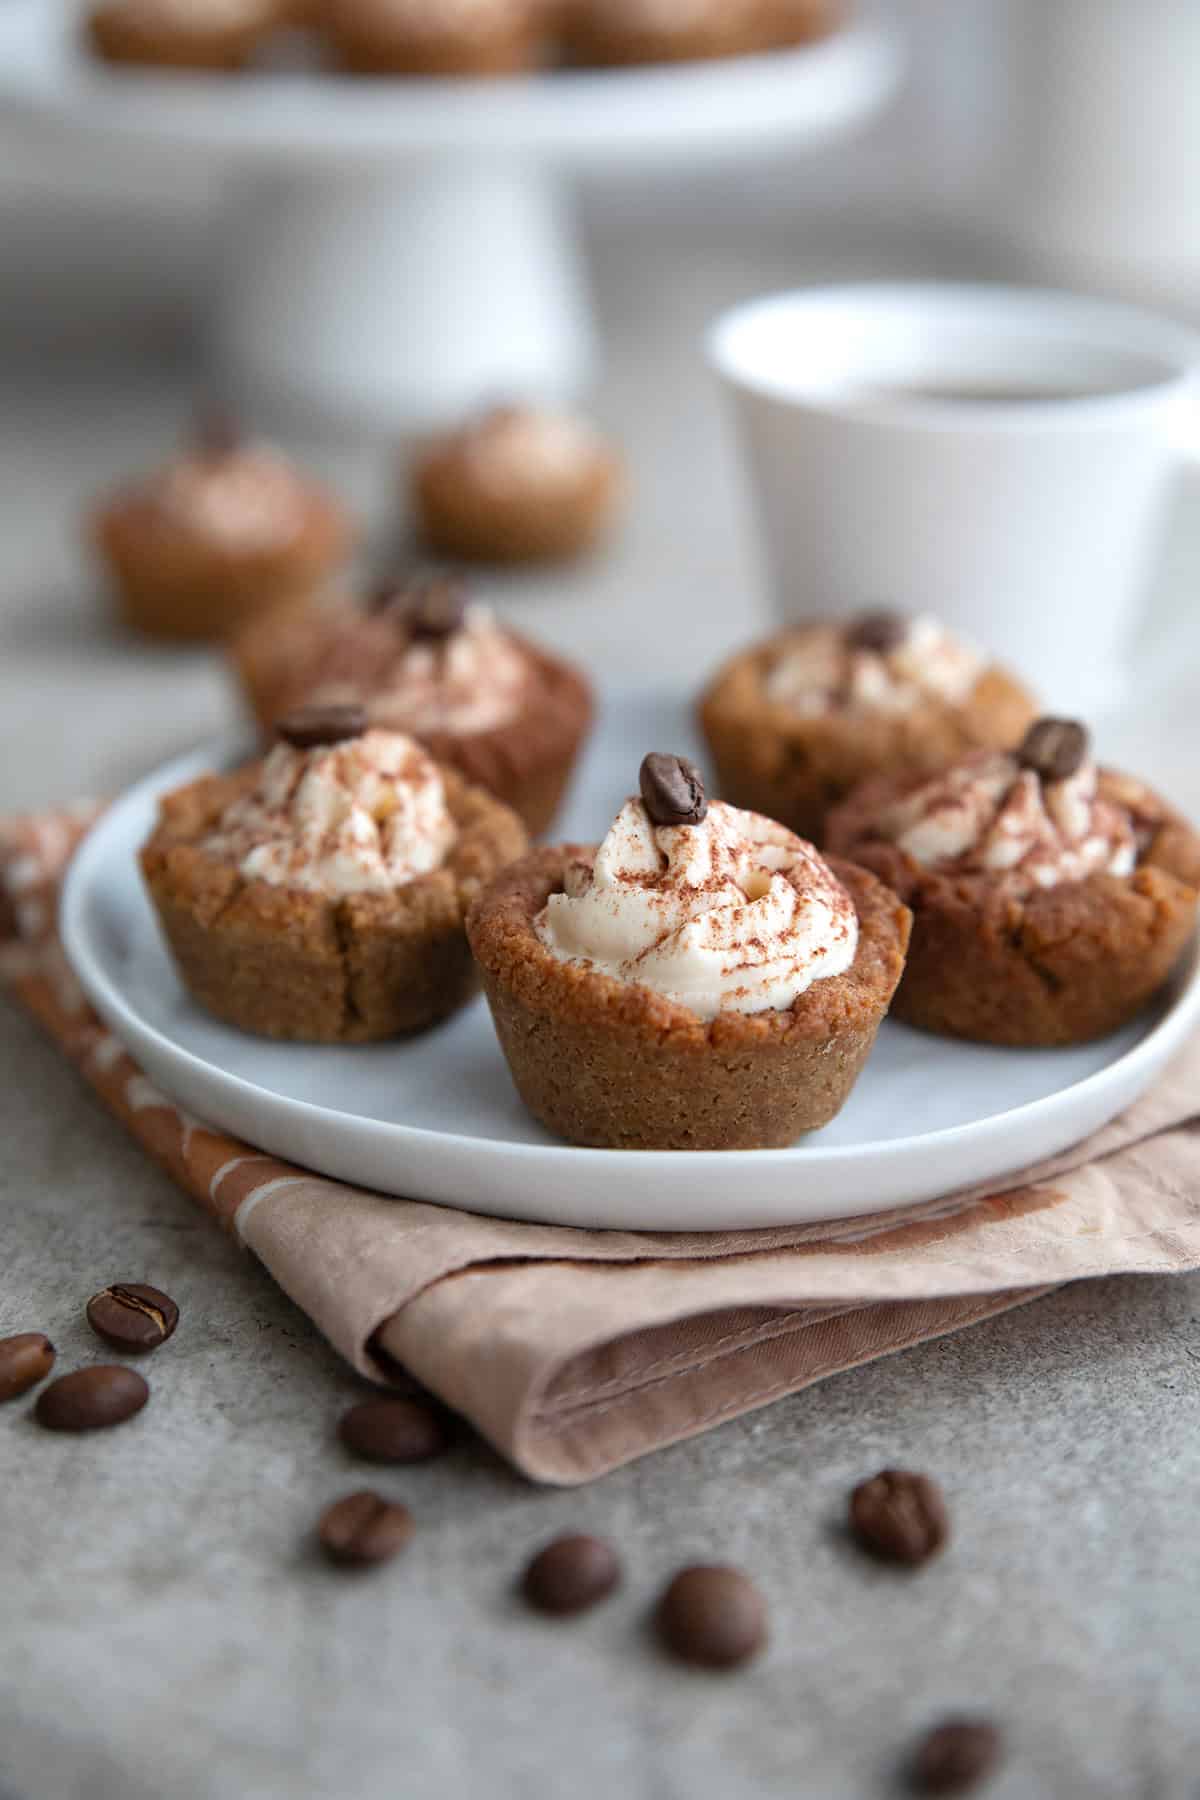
[0,1,902,428]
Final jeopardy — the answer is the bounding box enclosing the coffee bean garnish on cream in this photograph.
[369,574,468,640]
[850,1468,949,1566]
[655,1565,767,1668]
[404,575,469,642]
[0,1332,55,1402]
[521,1534,621,1617]
[847,609,910,654]
[639,752,708,827]
[318,1491,414,1567]
[192,407,241,460]
[86,1284,179,1353]
[35,1366,149,1433]
[338,1396,451,1465]
[1017,716,1089,783]
[276,702,369,750]
[908,1718,1002,1794]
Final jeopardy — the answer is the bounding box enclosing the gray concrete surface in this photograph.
[4,202,1200,1800]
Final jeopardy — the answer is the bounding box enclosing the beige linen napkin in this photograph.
[5,805,1200,1484]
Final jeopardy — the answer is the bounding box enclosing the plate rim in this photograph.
[60,734,1200,1187]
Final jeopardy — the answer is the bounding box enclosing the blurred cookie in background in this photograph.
[325,0,545,76]
[756,0,840,51]
[410,403,623,564]
[561,0,763,67]
[90,413,354,642]
[86,0,282,70]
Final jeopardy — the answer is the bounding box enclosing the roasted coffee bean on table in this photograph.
[908,1718,1002,1794]
[318,1491,415,1568]
[521,1534,621,1617]
[655,1565,767,1668]
[86,1283,179,1353]
[639,752,708,827]
[338,1396,451,1465]
[849,1468,950,1566]
[35,1365,149,1432]
[0,1332,55,1402]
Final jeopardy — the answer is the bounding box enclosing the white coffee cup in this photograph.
[708,283,1200,712]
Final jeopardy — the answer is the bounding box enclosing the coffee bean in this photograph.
[338,1397,451,1465]
[318,1490,414,1567]
[86,1284,178,1353]
[35,1366,149,1432]
[849,1468,949,1566]
[847,609,909,653]
[192,406,241,459]
[404,576,468,641]
[656,1565,766,1668]
[1017,716,1089,783]
[0,1332,55,1402]
[368,579,404,616]
[639,752,708,828]
[909,1719,1002,1794]
[522,1534,621,1616]
[277,703,368,750]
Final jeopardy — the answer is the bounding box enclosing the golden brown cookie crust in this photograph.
[86,7,274,68]
[825,768,1200,1046]
[562,0,761,65]
[91,487,352,643]
[142,762,527,1042]
[698,629,1037,847]
[411,430,622,565]
[326,0,542,74]
[467,846,911,1149]
[230,608,593,838]
[757,0,841,49]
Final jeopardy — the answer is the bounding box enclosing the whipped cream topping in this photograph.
[536,796,858,1020]
[203,729,456,897]
[765,616,983,719]
[455,407,608,499]
[877,750,1137,890]
[143,444,311,552]
[308,602,529,737]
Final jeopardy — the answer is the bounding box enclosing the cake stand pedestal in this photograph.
[0,2,903,428]
[216,161,593,428]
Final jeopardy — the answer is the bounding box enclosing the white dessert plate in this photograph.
[60,691,1200,1231]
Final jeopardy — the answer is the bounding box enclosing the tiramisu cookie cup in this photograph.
[91,417,352,642]
[411,405,623,564]
[230,575,592,836]
[562,0,762,65]
[468,753,910,1150]
[826,717,1200,1047]
[141,706,527,1042]
[326,0,542,74]
[756,0,840,49]
[87,0,279,68]
[699,611,1036,846]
